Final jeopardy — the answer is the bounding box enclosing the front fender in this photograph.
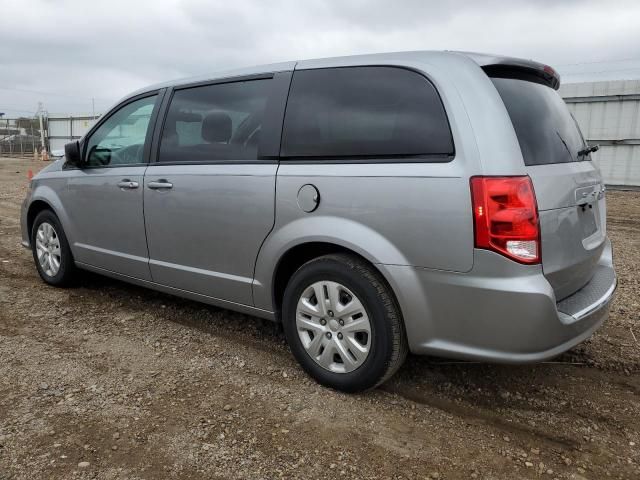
[28,181,76,252]
[252,215,410,311]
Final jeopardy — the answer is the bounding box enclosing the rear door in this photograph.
[491,76,606,300]
[143,72,291,305]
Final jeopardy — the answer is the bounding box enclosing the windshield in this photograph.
[491,77,588,166]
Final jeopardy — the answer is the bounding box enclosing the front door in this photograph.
[62,93,160,280]
[143,75,290,305]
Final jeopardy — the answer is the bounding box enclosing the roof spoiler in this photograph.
[457,52,561,90]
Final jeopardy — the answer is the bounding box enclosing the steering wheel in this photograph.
[111,144,143,165]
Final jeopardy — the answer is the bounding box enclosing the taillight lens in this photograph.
[470,176,540,264]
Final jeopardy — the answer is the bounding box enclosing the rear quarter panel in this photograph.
[253,54,488,312]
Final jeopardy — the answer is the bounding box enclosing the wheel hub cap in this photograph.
[295,281,372,374]
[35,222,61,277]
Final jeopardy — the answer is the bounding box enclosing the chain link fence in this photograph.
[0,117,43,158]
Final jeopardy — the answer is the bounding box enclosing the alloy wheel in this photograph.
[35,222,61,277]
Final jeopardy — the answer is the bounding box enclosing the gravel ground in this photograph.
[0,157,638,480]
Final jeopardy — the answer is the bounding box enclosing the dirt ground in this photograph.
[0,157,638,480]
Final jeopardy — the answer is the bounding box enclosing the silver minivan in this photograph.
[21,51,616,392]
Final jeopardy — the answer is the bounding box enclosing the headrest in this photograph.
[174,111,202,123]
[201,112,232,143]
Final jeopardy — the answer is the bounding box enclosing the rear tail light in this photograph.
[470,176,540,264]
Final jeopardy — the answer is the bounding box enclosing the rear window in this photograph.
[491,77,588,166]
[281,66,454,159]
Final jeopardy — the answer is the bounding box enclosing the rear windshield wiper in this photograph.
[577,144,599,157]
[556,131,573,161]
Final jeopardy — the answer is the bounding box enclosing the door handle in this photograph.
[148,180,173,190]
[117,179,139,189]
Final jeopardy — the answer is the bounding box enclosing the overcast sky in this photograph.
[1,0,640,117]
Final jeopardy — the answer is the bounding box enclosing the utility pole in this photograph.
[92,97,95,118]
[38,102,46,157]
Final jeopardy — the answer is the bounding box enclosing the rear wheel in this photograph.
[31,210,76,286]
[282,253,407,392]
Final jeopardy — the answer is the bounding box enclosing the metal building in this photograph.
[560,80,640,186]
[47,115,99,154]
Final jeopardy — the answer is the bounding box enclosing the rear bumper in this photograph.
[382,238,616,362]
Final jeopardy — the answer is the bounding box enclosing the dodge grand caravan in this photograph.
[21,51,616,392]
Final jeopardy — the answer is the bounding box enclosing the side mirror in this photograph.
[64,140,83,167]
[87,145,111,166]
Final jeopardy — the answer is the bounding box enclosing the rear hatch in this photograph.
[488,68,607,300]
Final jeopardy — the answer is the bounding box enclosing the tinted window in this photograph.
[159,80,271,162]
[281,67,453,159]
[85,95,157,166]
[491,77,588,166]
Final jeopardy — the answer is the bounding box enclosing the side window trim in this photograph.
[279,65,456,163]
[276,154,454,164]
[150,72,292,165]
[80,89,165,168]
[149,87,174,166]
[259,70,293,159]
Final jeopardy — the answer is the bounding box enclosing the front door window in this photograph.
[85,95,157,167]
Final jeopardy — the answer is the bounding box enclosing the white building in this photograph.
[47,114,99,154]
[560,80,640,186]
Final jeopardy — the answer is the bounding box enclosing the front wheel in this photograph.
[282,253,407,392]
[31,210,76,287]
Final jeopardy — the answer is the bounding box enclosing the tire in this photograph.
[282,253,408,392]
[31,210,76,287]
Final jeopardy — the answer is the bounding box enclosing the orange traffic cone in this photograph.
[27,169,33,180]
